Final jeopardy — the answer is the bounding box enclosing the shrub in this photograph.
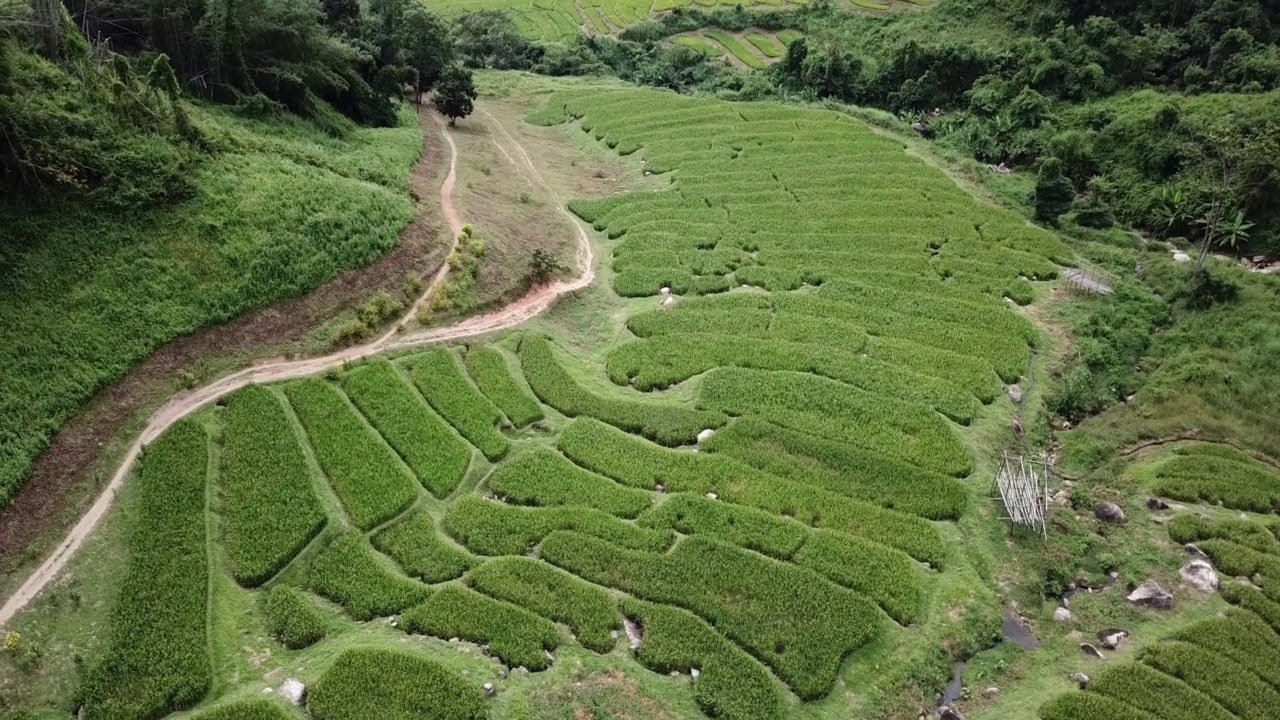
[703,417,969,520]
[400,585,561,670]
[260,586,327,650]
[341,360,471,498]
[372,512,475,584]
[307,647,485,720]
[406,347,509,461]
[307,531,430,620]
[540,531,883,699]
[1087,662,1236,720]
[696,367,973,478]
[283,379,418,530]
[219,385,326,587]
[486,448,652,518]
[466,557,619,653]
[621,597,786,720]
[1140,641,1280,720]
[78,420,211,720]
[463,345,543,427]
[519,334,726,446]
[444,495,670,556]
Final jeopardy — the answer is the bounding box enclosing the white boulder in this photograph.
[1179,559,1220,593]
[279,678,305,706]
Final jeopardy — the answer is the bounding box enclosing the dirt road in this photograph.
[0,105,596,626]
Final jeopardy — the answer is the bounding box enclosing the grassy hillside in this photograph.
[0,103,423,507]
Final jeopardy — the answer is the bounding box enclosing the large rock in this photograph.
[696,428,716,444]
[279,678,305,706]
[1070,672,1090,688]
[1127,580,1174,610]
[1093,502,1126,524]
[1180,559,1220,592]
[1052,607,1073,623]
[1079,643,1105,660]
[1146,497,1168,510]
[939,707,964,720]
[1007,385,1023,403]
[1097,629,1128,650]
[623,618,643,650]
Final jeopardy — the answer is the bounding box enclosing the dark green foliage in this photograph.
[434,65,477,126]
[463,345,543,427]
[466,557,619,653]
[638,494,807,560]
[400,585,560,669]
[260,586,327,650]
[1087,662,1236,720]
[1039,691,1160,720]
[791,530,923,625]
[307,647,486,720]
[1140,641,1280,720]
[519,334,727,446]
[1168,513,1280,553]
[307,531,430,620]
[341,360,472,498]
[1175,608,1280,692]
[372,512,475,584]
[704,418,969,520]
[556,417,947,566]
[78,421,211,720]
[444,494,670,556]
[540,531,884,699]
[1222,582,1280,633]
[1153,453,1280,513]
[407,347,509,461]
[220,385,326,587]
[191,699,297,720]
[486,448,652,518]
[1197,539,1280,578]
[620,597,786,720]
[1034,157,1075,224]
[283,378,419,529]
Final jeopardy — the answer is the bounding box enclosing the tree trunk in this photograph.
[449,117,456,127]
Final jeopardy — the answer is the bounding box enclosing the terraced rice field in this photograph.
[59,85,1136,720]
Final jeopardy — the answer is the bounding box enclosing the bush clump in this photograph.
[260,586,327,650]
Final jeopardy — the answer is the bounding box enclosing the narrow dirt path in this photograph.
[0,104,596,626]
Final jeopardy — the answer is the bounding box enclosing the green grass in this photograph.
[260,585,328,650]
[485,447,653,518]
[703,31,767,69]
[192,699,299,720]
[372,511,476,583]
[444,494,671,556]
[744,32,784,58]
[775,29,802,46]
[672,36,725,57]
[465,556,620,653]
[307,647,486,720]
[400,585,562,670]
[219,385,326,587]
[341,359,472,498]
[0,104,420,509]
[463,344,544,427]
[406,347,510,461]
[307,531,430,621]
[77,420,211,720]
[283,378,419,530]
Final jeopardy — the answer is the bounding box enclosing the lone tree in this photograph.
[527,249,565,286]
[1033,156,1074,224]
[434,65,476,126]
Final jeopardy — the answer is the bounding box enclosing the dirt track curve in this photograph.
[0,105,596,626]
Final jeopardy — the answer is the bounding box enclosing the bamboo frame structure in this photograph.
[993,451,1050,538]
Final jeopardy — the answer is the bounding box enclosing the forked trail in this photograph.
[0,104,595,625]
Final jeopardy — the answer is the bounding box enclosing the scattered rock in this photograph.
[279,679,305,706]
[1052,490,1071,507]
[498,666,509,679]
[545,650,555,663]
[1070,672,1090,688]
[483,682,496,697]
[1151,514,1172,525]
[1173,250,1192,263]
[691,668,701,680]
[706,492,718,500]
[627,376,636,386]
[1079,643,1105,660]
[1097,629,1128,650]
[1052,607,1073,623]
[263,687,273,694]
[1180,559,1220,593]
[939,707,964,720]
[1146,497,1169,510]
[654,483,665,493]
[696,428,716,443]
[659,286,670,295]
[982,686,999,698]
[516,666,529,676]
[1007,385,1023,403]
[1093,502,1127,524]
[449,637,460,643]
[623,618,643,650]
[659,296,675,308]
[1127,580,1174,610]
[1184,543,1208,559]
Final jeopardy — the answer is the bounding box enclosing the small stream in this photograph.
[936,610,1038,714]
